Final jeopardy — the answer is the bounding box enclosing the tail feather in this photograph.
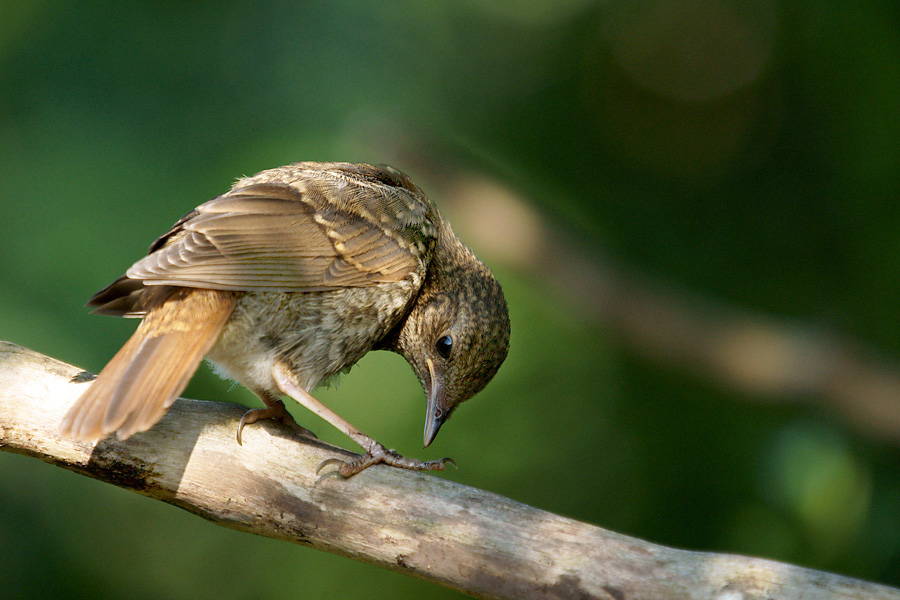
[62,324,147,439]
[60,288,237,441]
[110,329,215,439]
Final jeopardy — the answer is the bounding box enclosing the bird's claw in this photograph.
[317,442,455,478]
[237,404,316,445]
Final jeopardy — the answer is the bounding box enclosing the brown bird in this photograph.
[59,162,510,477]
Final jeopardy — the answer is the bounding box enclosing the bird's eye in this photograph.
[435,335,453,359]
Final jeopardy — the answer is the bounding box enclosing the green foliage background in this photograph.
[2,1,900,597]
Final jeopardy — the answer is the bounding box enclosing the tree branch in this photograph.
[1,341,897,600]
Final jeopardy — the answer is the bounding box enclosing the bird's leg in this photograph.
[271,362,454,478]
[237,389,317,445]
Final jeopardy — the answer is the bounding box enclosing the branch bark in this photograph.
[1,341,897,600]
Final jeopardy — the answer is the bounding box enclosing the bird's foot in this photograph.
[317,441,456,478]
[237,401,316,445]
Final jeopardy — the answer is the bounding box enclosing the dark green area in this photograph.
[2,1,899,596]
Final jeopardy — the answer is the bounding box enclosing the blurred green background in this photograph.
[3,1,900,597]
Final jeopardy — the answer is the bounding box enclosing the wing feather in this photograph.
[124,167,437,293]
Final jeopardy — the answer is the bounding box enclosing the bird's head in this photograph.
[385,230,510,447]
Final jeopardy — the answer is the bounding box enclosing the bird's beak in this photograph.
[423,358,445,448]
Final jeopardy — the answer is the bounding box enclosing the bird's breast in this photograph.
[205,278,420,396]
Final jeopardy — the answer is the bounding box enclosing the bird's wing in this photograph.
[124,166,438,293]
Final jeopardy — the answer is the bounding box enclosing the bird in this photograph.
[59,161,511,477]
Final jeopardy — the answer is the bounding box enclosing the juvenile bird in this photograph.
[59,162,510,477]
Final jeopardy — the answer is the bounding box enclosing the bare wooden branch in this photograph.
[1,341,897,600]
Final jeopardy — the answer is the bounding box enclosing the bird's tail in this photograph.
[60,288,237,441]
